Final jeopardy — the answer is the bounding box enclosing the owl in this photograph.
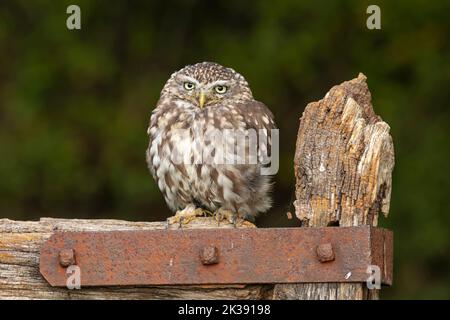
[146,62,277,225]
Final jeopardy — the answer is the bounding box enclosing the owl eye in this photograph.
[183,82,195,90]
[214,85,228,94]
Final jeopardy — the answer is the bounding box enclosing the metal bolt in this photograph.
[59,249,76,267]
[200,245,219,265]
[316,243,335,262]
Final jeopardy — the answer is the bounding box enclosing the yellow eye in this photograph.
[214,85,227,94]
[183,82,195,90]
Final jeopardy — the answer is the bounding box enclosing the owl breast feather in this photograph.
[146,101,273,218]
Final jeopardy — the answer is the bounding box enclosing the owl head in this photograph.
[161,62,253,108]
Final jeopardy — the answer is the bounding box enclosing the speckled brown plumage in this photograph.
[146,62,277,222]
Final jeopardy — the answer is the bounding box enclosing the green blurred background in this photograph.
[0,0,449,299]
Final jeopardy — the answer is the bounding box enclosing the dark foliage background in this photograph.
[0,0,449,299]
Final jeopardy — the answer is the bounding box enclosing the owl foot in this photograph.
[167,204,204,227]
[201,209,215,217]
[215,208,238,226]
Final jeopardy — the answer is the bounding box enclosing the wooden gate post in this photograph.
[273,73,395,300]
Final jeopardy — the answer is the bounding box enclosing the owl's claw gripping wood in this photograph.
[201,209,215,217]
[215,208,238,226]
[167,204,204,227]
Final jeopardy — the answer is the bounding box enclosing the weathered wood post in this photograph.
[273,73,394,299]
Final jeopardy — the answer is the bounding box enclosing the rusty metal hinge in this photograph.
[39,226,393,287]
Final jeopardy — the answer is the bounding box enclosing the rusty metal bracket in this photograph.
[39,226,393,287]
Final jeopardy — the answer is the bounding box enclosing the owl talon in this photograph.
[215,208,237,226]
[203,209,214,217]
[215,211,222,226]
[231,215,238,228]
[179,216,184,228]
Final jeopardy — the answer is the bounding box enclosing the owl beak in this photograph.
[198,91,206,108]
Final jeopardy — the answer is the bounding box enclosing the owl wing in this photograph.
[146,99,174,179]
[241,100,277,131]
[237,100,277,168]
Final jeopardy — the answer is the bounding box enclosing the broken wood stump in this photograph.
[273,73,394,300]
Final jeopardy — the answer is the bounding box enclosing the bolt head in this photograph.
[200,245,219,265]
[59,249,76,267]
[316,243,335,262]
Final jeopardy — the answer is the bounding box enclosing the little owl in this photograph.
[146,62,277,225]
